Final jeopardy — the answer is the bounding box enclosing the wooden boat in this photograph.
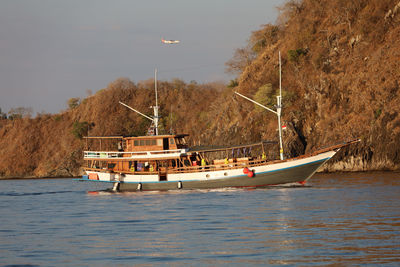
[78,56,358,191]
[80,135,358,191]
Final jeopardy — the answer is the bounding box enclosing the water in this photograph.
[1,172,400,266]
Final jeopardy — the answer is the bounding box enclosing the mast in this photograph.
[277,51,284,160]
[153,68,159,136]
[235,52,284,160]
[119,68,161,136]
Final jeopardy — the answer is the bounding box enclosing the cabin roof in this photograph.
[123,134,189,140]
[84,136,123,139]
[84,134,189,140]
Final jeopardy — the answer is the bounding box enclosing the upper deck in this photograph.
[83,134,189,161]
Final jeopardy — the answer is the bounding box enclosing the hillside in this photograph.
[0,79,222,177]
[225,0,400,171]
[1,0,400,178]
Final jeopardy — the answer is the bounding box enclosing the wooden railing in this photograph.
[84,149,188,159]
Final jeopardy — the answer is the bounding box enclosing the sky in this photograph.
[0,0,285,114]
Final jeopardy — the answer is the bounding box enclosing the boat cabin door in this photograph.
[158,161,168,181]
[163,138,169,150]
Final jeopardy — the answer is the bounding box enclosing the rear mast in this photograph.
[235,52,284,160]
[152,68,160,136]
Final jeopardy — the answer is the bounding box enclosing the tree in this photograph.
[0,108,7,119]
[8,107,33,120]
[225,46,256,75]
[249,24,280,53]
[67,98,80,109]
[72,121,90,139]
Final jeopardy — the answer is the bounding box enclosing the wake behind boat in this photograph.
[77,54,359,191]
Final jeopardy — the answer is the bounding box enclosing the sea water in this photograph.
[0,172,400,266]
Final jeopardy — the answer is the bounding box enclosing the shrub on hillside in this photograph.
[254,83,276,112]
[72,121,89,139]
[68,98,80,109]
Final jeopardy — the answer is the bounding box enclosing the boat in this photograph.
[78,56,359,191]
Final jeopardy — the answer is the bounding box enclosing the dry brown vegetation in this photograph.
[226,0,400,171]
[1,0,400,177]
[0,78,222,177]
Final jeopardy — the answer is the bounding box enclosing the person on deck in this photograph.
[118,140,123,152]
[201,158,206,170]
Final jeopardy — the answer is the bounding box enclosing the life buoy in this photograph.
[243,167,249,174]
[247,170,254,178]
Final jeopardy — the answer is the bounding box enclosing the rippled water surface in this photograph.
[1,172,400,266]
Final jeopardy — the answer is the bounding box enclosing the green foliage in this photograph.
[227,79,239,88]
[287,48,307,63]
[53,114,63,122]
[254,83,276,112]
[68,98,80,109]
[281,89,297,107]
[96,88,106,95]
[72,121,89,139]
[374,108,382,119]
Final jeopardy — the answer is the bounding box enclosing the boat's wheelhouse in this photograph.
[124,134,189,152]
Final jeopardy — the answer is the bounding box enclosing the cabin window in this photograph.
[142,139,156,146]
[170,138,175,145]
[139,140,145,146]
[134,140,139,146]
[157,139,162,146]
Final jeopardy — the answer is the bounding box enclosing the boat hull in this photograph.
[81,150,336,191]
[118,156,328,191]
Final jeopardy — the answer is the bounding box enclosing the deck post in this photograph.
[112,182,119,191]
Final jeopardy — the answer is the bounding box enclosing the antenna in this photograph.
[234,51,284,160]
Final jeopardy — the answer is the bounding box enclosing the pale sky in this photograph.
[0,0,284,114]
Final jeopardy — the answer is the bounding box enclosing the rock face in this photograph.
[1,0,400,178]
[229,0,400,172]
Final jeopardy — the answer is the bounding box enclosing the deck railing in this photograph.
[84,149,188,159]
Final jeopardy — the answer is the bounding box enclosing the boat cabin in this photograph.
[84,134,188,152]
[124,134,189,152]
[83,134,190,181]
